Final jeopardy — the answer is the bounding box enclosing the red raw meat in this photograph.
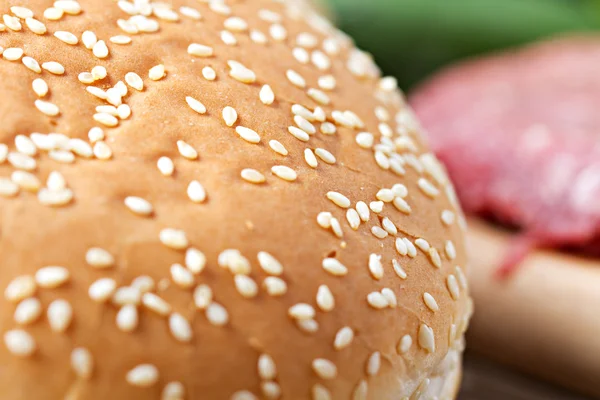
[410,36,600,275]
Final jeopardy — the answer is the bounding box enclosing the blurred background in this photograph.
[322,0,600,399]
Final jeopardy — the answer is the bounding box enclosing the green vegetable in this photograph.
[327,0,600,90]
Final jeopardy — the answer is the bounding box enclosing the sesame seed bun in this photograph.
[465,218,600,397]
[0,0,471,399]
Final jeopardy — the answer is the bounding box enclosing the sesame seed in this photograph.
[382,217,397,235]
[43,7,63,20]
[455,266,468,290]
[294,116,316,135]
[391,197,411,215]
[315,148,335,164]
[415,238,430,252]
[312,359,337,380]
[368,254,384,280]
[371,226,388,239]
[5,275,36,303]
[92,40,109,58]
[218,249,251,274]
[202,66,216,80]
[355,132,374,149]
[293,47,310,64]
[286,69,306,88]
[3,47,23,61]
[429,248,442,268]
[4,329,35,357]
[206,302,228,326]
[32,79,48,97]
[234,274,258,298]
[312,50,331,71]
[312,384,331,400]
[260,271,288,295]
[224,16,247,31]
[322,258,347,276]
[93,141,112,160]
[235,126,261,144]
[231,391,258,400]
[14,298,42,325]
[288,126,310,142]
[153,7,179,21]
[185,96,207,114]
[288,303,315,320]
[157,156,175,176]
[447,275,460,300]
[418,324,435,352]
[269,140,288,156]
[110,35,131,44]
[259,85,275,105]
[423,292,439,312]
[269,24,287,41]
[182,248,205,275]
[330,218,343,238]
[188,43,213,57]
[171,263,195,288]
[369,201,384,213]
[297,318,319,333]
[191,284,212,310]
[441,210,455,226]
[220,30,237,45]
[7,152,35,171]
[318,75,336,90]
[331,110,353,127]
[271,165,297,182]
[291,104,315,120]
[258,354,277,380]
[86,247,114,268]
[221,106,238,127]
[93,112,118,127]
[259,9,281,23]
[54,31,78,45]
[131,276,155,294]
[126,364,159,387]
[398,334,412,354]
[159,228,188,250]
[92,65,107,80]
[49,149,75,164]
[4,15,24,31]
[304,149,318,168]
[241,168,266,184]
[162,382,185,400]
[316,284,334,312]
[366,352,381,376]
[228,60,256,83]
[352,380,368,400]
[149,64,165,80]
[307,88,330,105]
[88,127,104,143]
[367,291,388,309]
[54,0,81,14]
[47,299,73,332]
[317,212,332,229]
[142,292,171,316]
[418,178,440,198]
[253,252,283,276]
[22,56,41,73]
[169,312,192,342]
[125,72,144,91]
[117,104,131,119]
[333,326,354,350]
[87,86,107,100]
[297,32,318,48]
[124,196,153,216]
[180,6,201,19]
[117,18,138,34]
[326,191,350,208]
[10,6,33,18]
[116,304,138,332]
[81,31,97,49]
[174,140,198,161]
[374,151,390,170]
[71,348,93,379]
[392,259,407,279]
[445,240,457,260]
[35,100,59,116]
[35,266,69,288]
[261,382,280,399]
[403,238,417,258]
[250,29,267,44]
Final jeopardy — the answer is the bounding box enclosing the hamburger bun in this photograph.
[0,0,471,398]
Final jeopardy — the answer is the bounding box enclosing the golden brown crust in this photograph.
[0,0,471,398]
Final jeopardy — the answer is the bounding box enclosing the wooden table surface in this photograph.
[458,352,592,400]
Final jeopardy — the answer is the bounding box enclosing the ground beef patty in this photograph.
[409,36,600,274]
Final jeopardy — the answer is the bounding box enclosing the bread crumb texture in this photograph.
[0,0,472,399]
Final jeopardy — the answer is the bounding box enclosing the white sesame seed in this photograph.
[49,149,75,164]
[418,324,435,353]
[125,72,144,91]
[333,326,354,350]
[169,313,192,342]
[297,318,319,333]
[7,152,35,171]
[116,104,131,120]
[206,302,228,326]
[88,278,117,302]
[398,334,412,354]
[366,352,381,376]
[54,30,78,45]
[294,116,316,135]
[162,382,185,400]
[441,210,456,226]
[228,60,256,83]
[253,251,282,276]
[224,16,247,31]
[117,18,138,34]
[116,304,138,332]
[124,196,153,216]
[369,201,384,213]
[313,384,331,400]
[43,7,63,20]
[155,156,174,176]
[31,79,48,98]
[10,171,39,192]
[231,391,258,400]
[422,292,439,312]
[87,86,107,100]
[312,359,337,380]
[374,151,390,170]
[181,248,205,275]
[263,277,287,296]
[202,66,216,81]
[14,298,42,325]
[185,96,207,114]
[317,212,332,229]
[180,6,201,20]
[159,228,188,249]
[392,259,407,279]
[191,284,212,310]
[447,275,460,300]
[35,266,69,288]
[429,248,442,268]
[110,35,131,44]
[93,113,118,127]
[86,247,114,268]
[22,56,41,73]
[293,47,310,64]
[322,258,347,276]
[418,178,440,198]
[35,100,60,116]
[250,29,267,44]
[288,126,310,142]
[92,40,109,58]
[367,253,384,280]
[47,299,73,332]
[371,226,388,239]
[315,148,336,164]
[240,168,266,184]
[355,132,374,149]
[269,23,287,41]
[307,88,330,105]
[261,382,280,400]
[5,275,36,303]
[296,32,318,48]
[391,197,411,215]
[291,104,315,120]
[91,141,112,160]
[10,6,33,18]
[171,263,195,288]
[221,31,236,45]
[71,348,93,379]
[382,217,398,236]
[259,9,281,22]
[87,127,104,144]
[188,43,213,57]
[142,292,171,316]
[149,64,165,80]
[126,364,159,387]
[175,140,198,160]
[269,140,288,156]
[318,75,336,91]
[25,17,46,34]
[218,249,251,274]
[4,329,35,357]
[234,274,258,298]
[258,354,277,380]
[3,47,23,61]
[131,276,155,294]
[330,218,343,238]
[259,85,275,105]
[326,191,350,208]
[288,303,315,320]
[271,165,297,182]
[55,0,81,15]
[403,238,418,258]
[235,126,261,144]
[316,284,334,312]
[220,106,238,127]
[355,201,370,222]
[455,266,468,290]
[445,240,457,260]
[304,148,318,168]
[0,179,15,198]
[367,291,389,309]
[92,65,107,80]
[153,7,178,21]
[286,69,306,88]
[81,31,97,49]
